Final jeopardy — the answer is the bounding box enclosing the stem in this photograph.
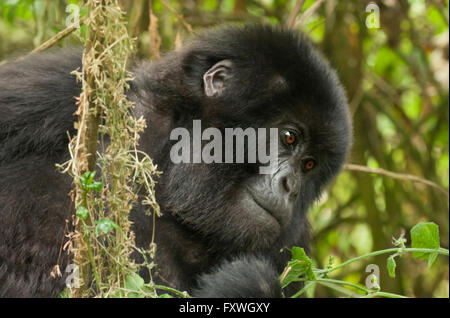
[84,230,102,294]
[344,163,449,200]
[291,281,316,298]
[316,281,364,298]
[80,189,101,294]
[291,247,448,298]
[317,278,407,298]
[29,16,87,55]
[317,278,369,293]
[316,247,449,275]
[285,0,305,28]
[363,291,408,298]
[293,278,407,298]
[153,285,190,298]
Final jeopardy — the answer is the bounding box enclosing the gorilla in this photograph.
[0,24,352,297]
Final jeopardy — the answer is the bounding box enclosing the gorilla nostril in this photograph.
[282,177,290,194]
[280,175,298,199]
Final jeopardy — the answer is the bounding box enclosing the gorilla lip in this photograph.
[246,189,283,227]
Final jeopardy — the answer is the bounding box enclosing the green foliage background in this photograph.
[0,0,448,297]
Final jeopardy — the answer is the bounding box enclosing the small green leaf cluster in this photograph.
[80,171,103,192]
[283,222,448,298]
[387,222,440,278]
[76,171,103,223]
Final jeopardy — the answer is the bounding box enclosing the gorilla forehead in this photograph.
[184,25,351,138]
[187,26,346,99]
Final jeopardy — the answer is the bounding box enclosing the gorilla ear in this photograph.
[203,60,233,97]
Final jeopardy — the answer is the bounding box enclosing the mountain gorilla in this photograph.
[0,24,352,297]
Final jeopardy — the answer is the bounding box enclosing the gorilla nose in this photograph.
[279,173,299,200]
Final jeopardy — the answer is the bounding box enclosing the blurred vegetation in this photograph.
[0,0,448,297]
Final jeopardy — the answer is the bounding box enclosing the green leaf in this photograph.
[125,273,145,298]
[86,181,103,192]
[410,222,440,266]
[80,171,102,192]
[158,293,173,298]
[387,256,396,278]
[280,247,316,288]
[58,288,71,298]
[88,171,96,183]
[291,246,307,260]
[80,171,96,190]
[95,218,119,236]
[76,206,89,220]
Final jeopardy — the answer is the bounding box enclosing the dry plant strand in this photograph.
[62,0,160,297]
[28,16,87,56]
[149,2,162,59]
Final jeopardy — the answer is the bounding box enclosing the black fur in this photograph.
[192,255,283,298]
[0,25,351,297]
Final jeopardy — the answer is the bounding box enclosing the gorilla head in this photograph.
[130,25,352,271]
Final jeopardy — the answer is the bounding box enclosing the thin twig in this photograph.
[285,0,305,29]
[29,16,87,55]
[149,1,162,59]
[306,17,327,35]
[294,0,325,28]
[159,0,194,34]
[344,163,449,200]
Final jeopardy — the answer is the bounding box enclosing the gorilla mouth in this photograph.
[245,189,283,227]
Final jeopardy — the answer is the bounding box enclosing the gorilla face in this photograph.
[159,106,351,253]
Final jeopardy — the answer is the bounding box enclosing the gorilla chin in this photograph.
[238,189,282,230]
[225,180,297,251]
[244,174,296,229]
[226,193,283,251]
[245,189,284,227]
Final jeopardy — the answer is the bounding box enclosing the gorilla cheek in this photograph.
[205,189,283,251]
[159,163,282,250]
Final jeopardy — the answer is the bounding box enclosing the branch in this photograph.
[315,247,449,276]
[344,164,449,200]
[159,0,194,34]
[29,16,86,55]
[149,1,162,59]
[285,0,305,29]
[294,0,325,28]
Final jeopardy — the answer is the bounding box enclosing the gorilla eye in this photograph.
[302,158,316,172]
[282,130,298,147]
